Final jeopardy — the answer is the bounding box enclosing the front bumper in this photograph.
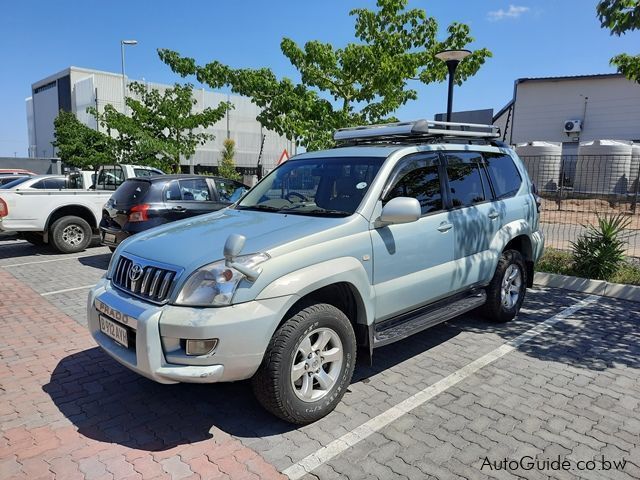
[87,277,296,384]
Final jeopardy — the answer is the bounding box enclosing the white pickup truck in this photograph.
[0,164,164,253]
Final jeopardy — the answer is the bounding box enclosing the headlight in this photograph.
[175,253,269,306]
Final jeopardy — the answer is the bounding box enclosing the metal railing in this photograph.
[520,155,640,258]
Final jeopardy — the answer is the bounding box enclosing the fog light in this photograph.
[185,339,218,356]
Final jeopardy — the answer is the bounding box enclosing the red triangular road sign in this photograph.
[277,149,289,165]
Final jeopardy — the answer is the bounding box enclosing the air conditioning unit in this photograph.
[564,119,582,133]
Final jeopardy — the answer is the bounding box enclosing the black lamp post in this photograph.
[435,49,471,122]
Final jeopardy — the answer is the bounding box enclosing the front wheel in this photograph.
[482,249,527,323]
[252,303,356,424]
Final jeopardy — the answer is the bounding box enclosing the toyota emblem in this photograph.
[129,264,144,282]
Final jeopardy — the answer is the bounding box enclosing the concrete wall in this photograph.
[0,157,61,174]
[511,75,640,145]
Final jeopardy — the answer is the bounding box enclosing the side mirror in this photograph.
[378,197,421,226]
[223,233,246,261]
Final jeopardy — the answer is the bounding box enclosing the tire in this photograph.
[22,232,46,246]
[482,249,527,323]
[50,216,92,254]
[252,303,357,424]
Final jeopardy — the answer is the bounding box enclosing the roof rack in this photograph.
[333,119,501,146]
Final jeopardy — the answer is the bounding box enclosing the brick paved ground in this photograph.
[1,238,639,479]
[0,268,284,480]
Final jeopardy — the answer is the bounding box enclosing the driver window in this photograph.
[384,156,443,215]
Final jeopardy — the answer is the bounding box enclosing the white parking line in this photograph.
[41,285,96,296]
[1,255,93,268]
[283,294,600,480]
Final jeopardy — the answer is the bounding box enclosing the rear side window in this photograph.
[46,178,66,189]
[215,179,247,203]
[179,178,210,201]
[445,153,487,208]
[384,154,443,215]
[484,153,522,199]
[164,181,182,201]
[31,179,47,189]
[0,177,30,189]
[111,180,150,205]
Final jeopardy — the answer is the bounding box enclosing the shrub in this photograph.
[537,248,575,276]
[610,261,640,286]
[570,213,631,281]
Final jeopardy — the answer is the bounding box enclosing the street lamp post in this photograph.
[120,39,138,114]
[434,49,471,123]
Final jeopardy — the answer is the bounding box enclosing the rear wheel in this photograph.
[482,249,527,323]
[252,303,356,424]
[50,216,92,254]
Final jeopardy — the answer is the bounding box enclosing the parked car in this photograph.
[0,168,35,175]
[87,119,544,424]
[92,164,164,190]
[99,175,249,249]
[0,174,67,190]
[0,175,31,187]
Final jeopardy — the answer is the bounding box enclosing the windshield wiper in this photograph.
[237,204,281,212]
[283,208,352,216]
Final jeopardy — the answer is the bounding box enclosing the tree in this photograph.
[597,0,640,82]
[218,138,242,181]
[90,82,230,172]
[158,0,491,151]
[52,110,116,169]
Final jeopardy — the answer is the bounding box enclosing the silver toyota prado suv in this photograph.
[88,120,544,424]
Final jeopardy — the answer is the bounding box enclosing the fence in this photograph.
[520,155,640,258]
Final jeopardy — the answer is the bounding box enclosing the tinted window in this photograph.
[111,180,150,205]
[0,177,31,189]
[134,168,155,177]
[45,178,66,189]
[446,154,487,208]
[179,178,210,201]
[484,153,522,199]
[164,180,182,201]
[215,179,247,203]
[0,176,26,186]
[385,156,442,215]
[31,179,47,189]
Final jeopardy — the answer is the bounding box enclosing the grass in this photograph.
[537,248,640,286]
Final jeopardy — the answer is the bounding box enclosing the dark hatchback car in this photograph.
[100,174,249,249]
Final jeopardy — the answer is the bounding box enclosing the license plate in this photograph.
[99,316,128,347]
[103,233,116,243]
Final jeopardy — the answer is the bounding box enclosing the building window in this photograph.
[34,81,56,94]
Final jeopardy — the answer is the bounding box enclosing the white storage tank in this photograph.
[574,140,632,196]
[515,141,562,192]
[630,143,640,195]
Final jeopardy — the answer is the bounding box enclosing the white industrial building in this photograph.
[26,67,295,171]
[493,73,640,152]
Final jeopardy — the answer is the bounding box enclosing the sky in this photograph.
[1,1,638,157]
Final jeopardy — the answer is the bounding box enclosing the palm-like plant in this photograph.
[571,213,631,280]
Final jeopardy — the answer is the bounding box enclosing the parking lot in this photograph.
[1,235,639,480]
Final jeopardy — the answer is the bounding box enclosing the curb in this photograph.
[534,271,640,303]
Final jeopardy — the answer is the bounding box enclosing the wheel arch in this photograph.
[45,204,99,232]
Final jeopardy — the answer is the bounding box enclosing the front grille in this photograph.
[112,256,177,303]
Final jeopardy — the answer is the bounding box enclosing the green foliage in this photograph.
[597,0,640,35]
[52,111,116,169]
[158,0,491,151]
[610,261,640,285]
[537,248,575,276]
[570,213,632,280]
[597,0,640,82]
[89,82,230,173]
[218,138,242,181]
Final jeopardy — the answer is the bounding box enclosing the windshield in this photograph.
[0,177,31,189]
[237,156,384,216]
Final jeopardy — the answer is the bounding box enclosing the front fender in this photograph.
[256,256,375,326]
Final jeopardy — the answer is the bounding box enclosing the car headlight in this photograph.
[175,253,269,306]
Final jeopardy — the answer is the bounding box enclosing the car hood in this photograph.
[120,208,361,272]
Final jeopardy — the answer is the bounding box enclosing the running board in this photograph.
[373,291,487,347]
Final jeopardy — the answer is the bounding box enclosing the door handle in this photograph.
[172,206,187,212]
[437,222,453,232]
[488,211,499,220]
